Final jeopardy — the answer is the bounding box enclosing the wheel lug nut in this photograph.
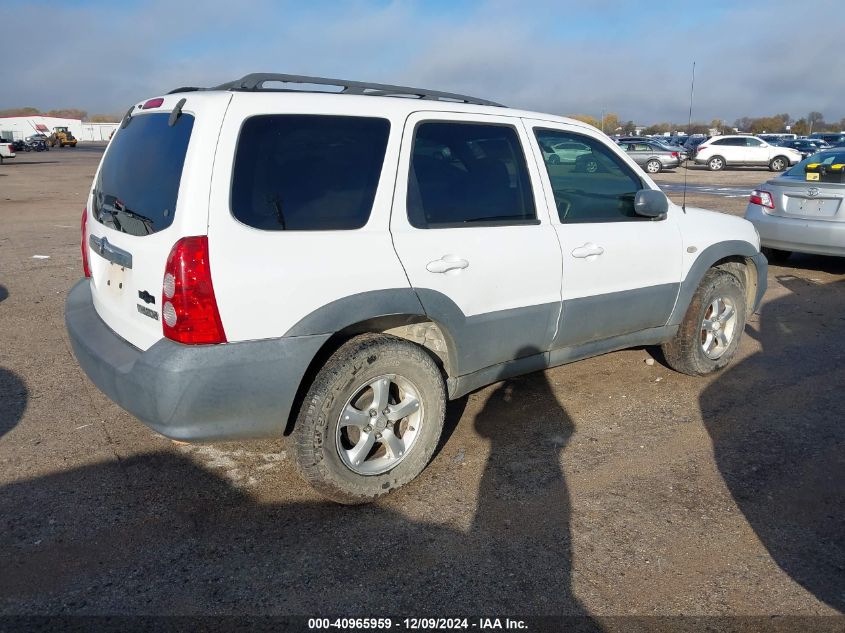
[369,409,377,417]
[364,425,372,433]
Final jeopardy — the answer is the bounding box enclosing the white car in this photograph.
[694,135,802,172]
[65,73,767,503]
[0,140,15,163]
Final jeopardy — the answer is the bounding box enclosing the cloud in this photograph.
[2,0,843,125]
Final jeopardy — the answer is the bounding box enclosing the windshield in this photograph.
[783,150,845,178]
[93,112,194,236]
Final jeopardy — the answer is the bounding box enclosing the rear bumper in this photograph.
[745,204,845,257]
[65,279,330,442]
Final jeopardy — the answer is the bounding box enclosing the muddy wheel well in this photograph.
[283,315,454,436]
[714,256,758,314]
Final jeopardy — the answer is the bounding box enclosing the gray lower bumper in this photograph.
[746,204,845,257]
[65,279,330,442]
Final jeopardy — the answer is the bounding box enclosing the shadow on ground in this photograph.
[701,275,845,611]
[0,368,27,439]
[0,361,597,625]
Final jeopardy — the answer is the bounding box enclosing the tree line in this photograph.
[0,107,119,123]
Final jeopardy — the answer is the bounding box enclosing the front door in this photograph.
[525,121,683,351]
[390,112,564,377]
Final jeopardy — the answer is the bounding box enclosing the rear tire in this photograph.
[761,246,791,263]
[293,333,446,504]
[708,155,726,171]
[548,154,560,165]
[769,156,788,171]
[646,159,662,174]
[662,269,747,376]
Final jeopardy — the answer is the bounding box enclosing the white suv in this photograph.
[65,74,767,503]
[695,135,802,172]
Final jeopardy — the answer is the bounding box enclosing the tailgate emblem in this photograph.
[138,290,156,305]
[807,187,819,197]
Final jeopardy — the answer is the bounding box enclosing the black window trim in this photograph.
[228,113,392,232]
[406,118,539,230]
[532,126,653,225]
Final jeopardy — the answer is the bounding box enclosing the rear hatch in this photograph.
[85,92,231,351]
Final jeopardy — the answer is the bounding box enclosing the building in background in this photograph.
[0,115,118,141]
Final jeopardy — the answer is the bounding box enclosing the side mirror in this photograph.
[634,189,669,219]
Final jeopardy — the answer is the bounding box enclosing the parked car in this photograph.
[65,73,767,503]
[808,132,845,145]
[745,148,845,262]
[694,135,802,171]
[540,139,591,164]
[683,135,709,156]
[618,141,681,173]
[23,134,50,152]
[759,133,797,144]
[0,139,15,163]
[776,139,832,159]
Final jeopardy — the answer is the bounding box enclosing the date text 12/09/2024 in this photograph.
[307,618,528,630]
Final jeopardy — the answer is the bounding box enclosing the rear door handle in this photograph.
[426,255,469,274]
[571,243,604,259]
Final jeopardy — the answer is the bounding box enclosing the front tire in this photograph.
[769,156,788,171]
[293,333,446,504]
[662,269,747,376]
[646,159,662,174]
[707,155,726,171]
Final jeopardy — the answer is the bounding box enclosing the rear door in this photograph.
[85,93,231,351]
[390,111,563,376]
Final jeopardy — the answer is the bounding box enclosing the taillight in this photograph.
[749,190,775,209]
[671,151,679,158]
[81,207,91,278]
[161,236,226,345]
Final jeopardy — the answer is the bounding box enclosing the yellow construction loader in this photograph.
[50,127,78,148]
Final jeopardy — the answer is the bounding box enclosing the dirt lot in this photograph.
[1,149,843,626]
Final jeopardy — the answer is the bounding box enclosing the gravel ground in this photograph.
[0,150,843,626]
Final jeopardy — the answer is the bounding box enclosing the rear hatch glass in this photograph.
[93,112,194,235]
[87,110,196,350]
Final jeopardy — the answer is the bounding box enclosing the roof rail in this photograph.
[169,73,503,107]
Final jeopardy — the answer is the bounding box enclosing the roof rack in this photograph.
[168,73,504,107]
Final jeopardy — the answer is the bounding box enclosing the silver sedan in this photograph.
[745,149,845,261]
[618,141,681,174]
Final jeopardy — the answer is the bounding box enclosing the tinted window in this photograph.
[712,138,745,146]
[408,122,535,228]
[232,115,389,231]
[535,129,644,223]
[93,113,194,236]
[746,138,763,147]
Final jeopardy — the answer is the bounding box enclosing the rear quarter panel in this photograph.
[207,93,414,342]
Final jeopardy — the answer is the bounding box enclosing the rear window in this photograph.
[93,112,194,236]
[231,115,390,231]
[784,150,845,178]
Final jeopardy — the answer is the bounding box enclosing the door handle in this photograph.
[571,243,604,259]
[426,255,469,274]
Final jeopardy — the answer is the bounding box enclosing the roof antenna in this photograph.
[682,61,696,213]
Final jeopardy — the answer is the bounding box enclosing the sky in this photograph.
[2,0,844,126]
